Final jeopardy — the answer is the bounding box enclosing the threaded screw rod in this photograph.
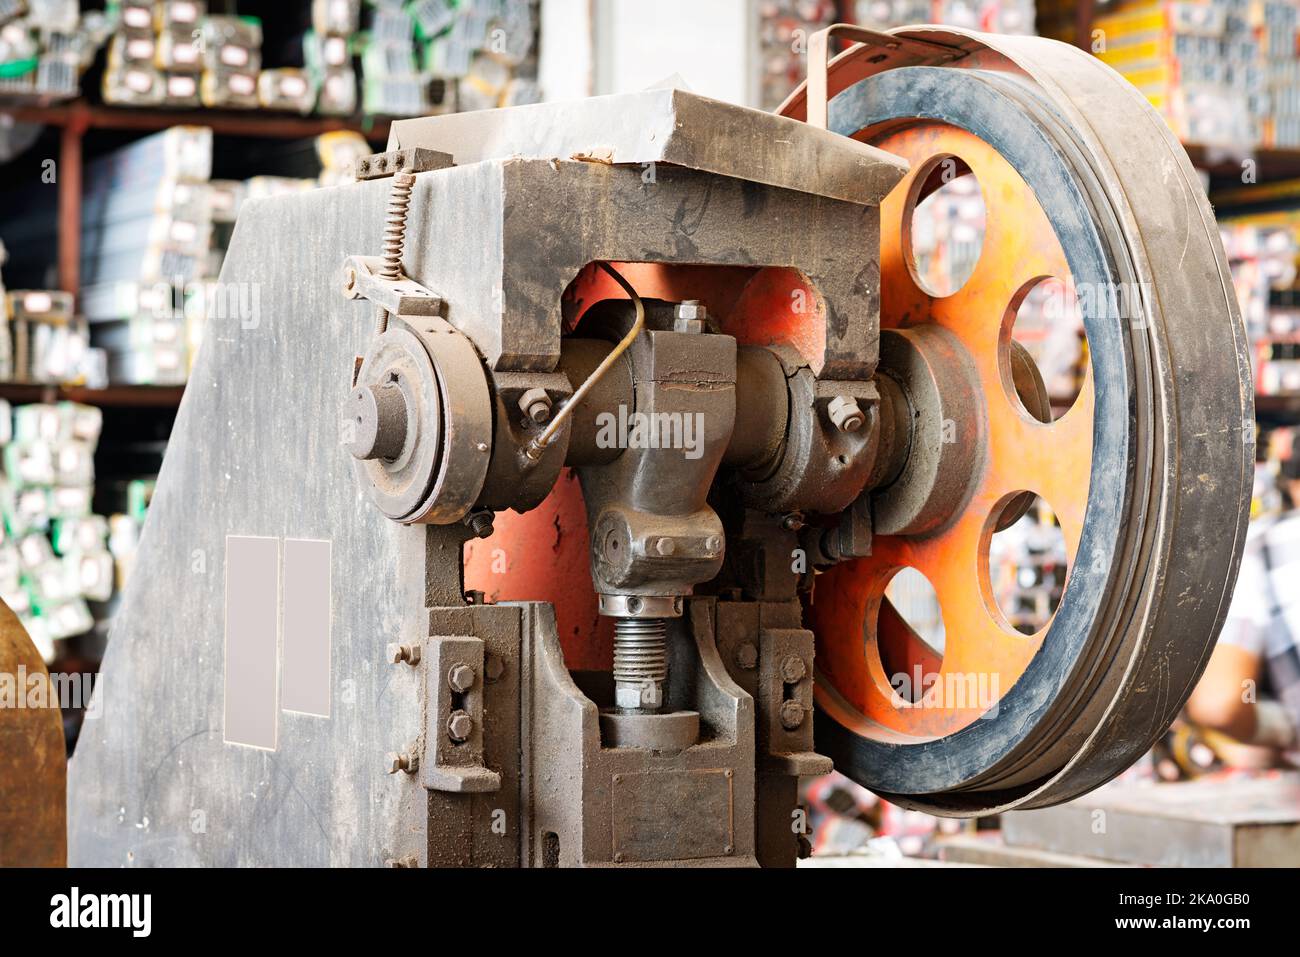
[613,617,668,712]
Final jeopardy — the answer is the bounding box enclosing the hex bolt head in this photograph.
[827,395,865,433]
[387,751,418,774]
[735,642,758,671]
[387,643,421,665]
[447,710,474,743]
[518,387,553,424]
[463,510,495,539]
[781,655,807,683]
[447,664,476,693]
[780,699,806,730]
[674,300,707,321]
[653,536,676,556]
[673,300,707,334]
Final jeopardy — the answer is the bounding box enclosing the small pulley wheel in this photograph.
[347,318,493,524]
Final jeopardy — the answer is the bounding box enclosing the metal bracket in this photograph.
[355,147,454,180]
[422,635,502,794]
[342,254,443,317]
[805,23,965,129]
[759,628,833,778]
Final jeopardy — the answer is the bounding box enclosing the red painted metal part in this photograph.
[465,260,824,667]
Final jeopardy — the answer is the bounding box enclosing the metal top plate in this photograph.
[387,87,907,208]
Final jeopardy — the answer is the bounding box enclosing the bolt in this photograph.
[447,710,474,742]
[705,535,721,554]
[463,509,494,539]
[780,699,806,730]
[781,655,807,683]
[484,653,505,682]
[673,300,707,333]
[653,536,676,556]
[781,513,804,531]
[674,300,707,321]
[387,642,421,666]
[735,642,758,670]
[388,751,418,774]
[518,388,552,424]
[613,616,667,711]
[827,395,865,433]
[448,664,476,692]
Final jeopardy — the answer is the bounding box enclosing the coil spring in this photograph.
[376,171,415,334]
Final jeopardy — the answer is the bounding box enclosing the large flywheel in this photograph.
[781,28,1254,814]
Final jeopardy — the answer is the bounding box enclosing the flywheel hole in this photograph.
[906,156,985,298]
[987,493,1067,636]
[1003,276,1087,420]
[877,567,945,704]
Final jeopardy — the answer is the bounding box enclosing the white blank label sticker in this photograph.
[281,539,331,717]
[224,536,280,749]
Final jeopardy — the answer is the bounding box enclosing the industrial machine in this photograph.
[64,26,1252,867]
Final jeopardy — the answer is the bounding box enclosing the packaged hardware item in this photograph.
[311,0,360,35]
[156,0,206,33]
[200,66,258,108]
[162,70,201,107]
[315,67,357,116]
[102,64,165,106]
[257,67,316,114]
[118,1,156,35]
[156,29,202,72]
[198,14,262,72]
[107,31,156,66]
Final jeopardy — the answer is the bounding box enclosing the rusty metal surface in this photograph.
[787,30,1253,813]
[387,87,906,209]
[0,601,65,867]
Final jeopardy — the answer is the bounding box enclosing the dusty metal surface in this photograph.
[387,87,907,209]
[68,179,434,866]
[520,600,759,867]
[1003,775,1300,867]
[0,602,65,867]
[391,157,886,378]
